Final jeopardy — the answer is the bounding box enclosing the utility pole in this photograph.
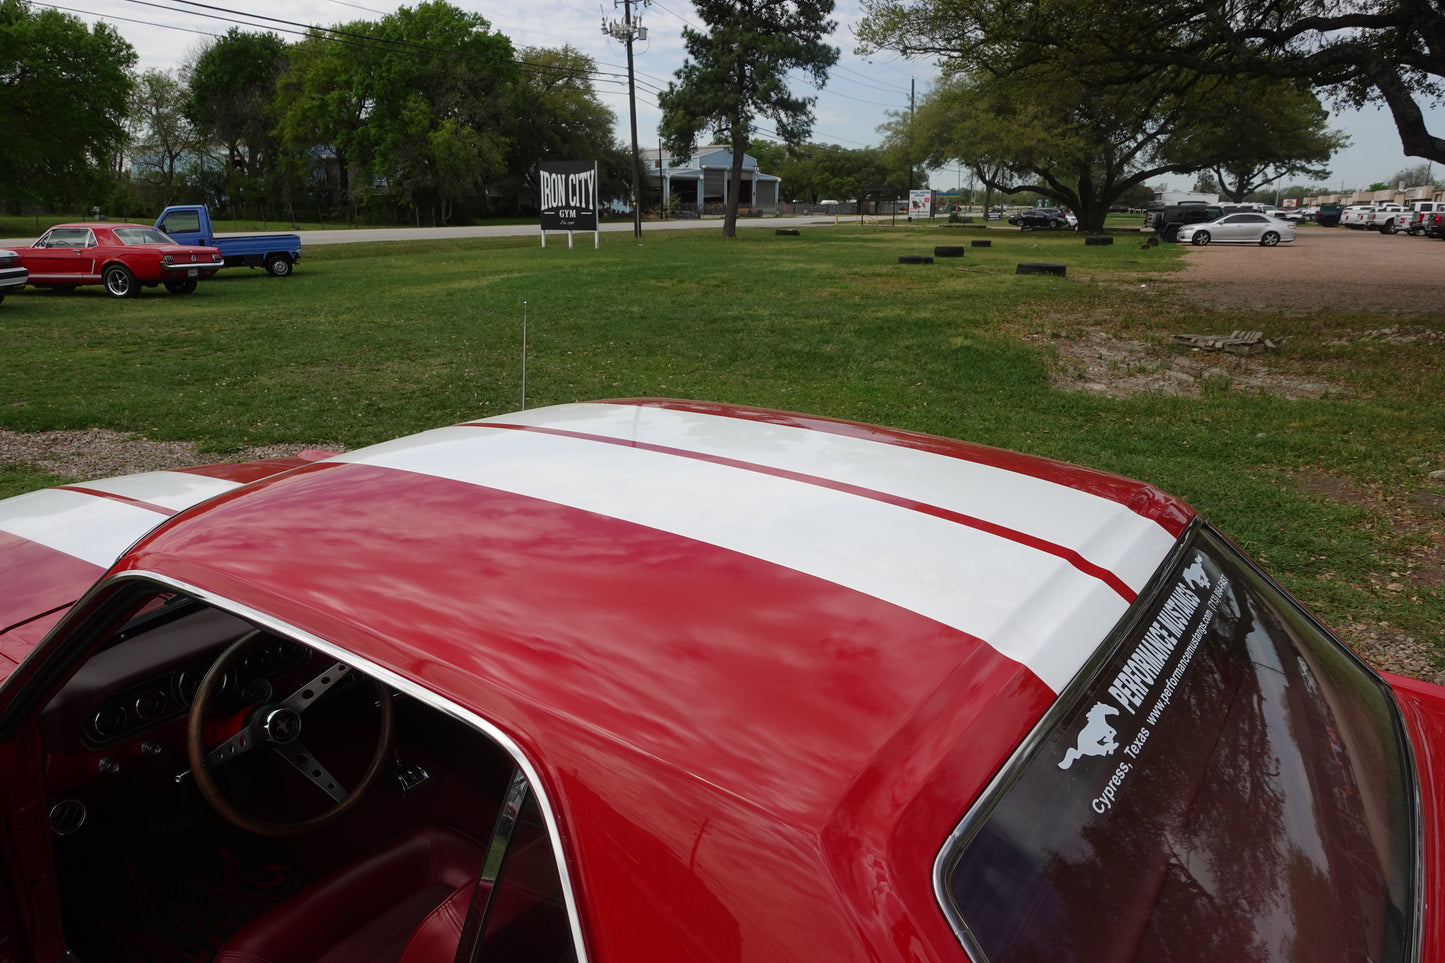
[906,77,915,220]
[603,0,649,240]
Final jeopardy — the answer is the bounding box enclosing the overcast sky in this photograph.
[45,0,1445,191]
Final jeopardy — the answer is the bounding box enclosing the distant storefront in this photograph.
[645,146,781,215]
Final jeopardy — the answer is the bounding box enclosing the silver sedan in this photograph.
[1177,213,1297,247]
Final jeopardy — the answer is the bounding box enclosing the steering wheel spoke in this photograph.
[278,661,354,715]
[204,718,267,767]
[272,742,351,804]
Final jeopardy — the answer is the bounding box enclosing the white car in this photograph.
[0,249,26,303]
[1177,212,1297,247]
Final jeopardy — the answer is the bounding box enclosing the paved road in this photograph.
[1,215,837,249]
[297,215,835,246]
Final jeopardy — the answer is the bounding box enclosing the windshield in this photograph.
[112,227,176,245]
[938,524,1416,962]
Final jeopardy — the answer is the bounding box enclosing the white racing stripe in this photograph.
[336,423,1141,692]
[0,488,174,569]
[0,471,241,569]
[481,403,1177,593]
[67,471,240,512]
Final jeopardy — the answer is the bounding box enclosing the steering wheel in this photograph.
[187,630,395,837]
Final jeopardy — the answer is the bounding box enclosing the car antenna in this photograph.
[521,300,528,411]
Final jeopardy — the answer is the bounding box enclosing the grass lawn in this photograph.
[2,222,1441,659]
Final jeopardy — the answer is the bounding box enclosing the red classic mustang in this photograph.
[15,222,223,297]
[0,400,1439,962]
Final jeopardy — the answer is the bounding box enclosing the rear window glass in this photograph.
[938,525,1415,962]
[160,210,201,234]
[113,227,173,245]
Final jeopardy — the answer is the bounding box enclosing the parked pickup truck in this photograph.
[1364,203,1409,234]
[154,205,301,276]
[1402,201,1445,236]
[1339,205,1377,229]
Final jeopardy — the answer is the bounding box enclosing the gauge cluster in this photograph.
[81,636,310,747]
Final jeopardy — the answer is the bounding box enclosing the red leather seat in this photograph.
[215,825,484,963]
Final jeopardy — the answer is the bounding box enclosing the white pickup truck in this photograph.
[1402,201,1445,236]
[1339,205,1377,229]
[1363,203,1409,233]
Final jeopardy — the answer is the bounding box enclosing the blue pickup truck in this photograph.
[154,206,301,277]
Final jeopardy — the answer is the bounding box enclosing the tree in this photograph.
[186,29,287,182]
[860,1,1355,227]
[359,2,517,223]
[1162,77,1347,201]
[273,23,385,219]
[1390,163,1435,188]
[859,0,1445,168]
[659,0,839,237]
[0,0,135,210]
[884,67,1199,231]
[505,46,627,213]
[128,69,201,207]
[750,140,905,204]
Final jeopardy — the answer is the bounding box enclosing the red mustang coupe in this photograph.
[0,400,1438,962]
[15,222,223,297]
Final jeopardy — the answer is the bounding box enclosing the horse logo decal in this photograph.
[1059,703,1121,770]
[1181,557,1210,593]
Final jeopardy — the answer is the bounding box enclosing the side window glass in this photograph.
[460,771,578,962]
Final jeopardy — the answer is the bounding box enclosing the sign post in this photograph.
[539,161,600,249]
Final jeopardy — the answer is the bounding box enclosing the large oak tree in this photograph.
[860,0,1445,168]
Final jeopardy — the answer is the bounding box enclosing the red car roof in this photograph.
[102,400,1195,958]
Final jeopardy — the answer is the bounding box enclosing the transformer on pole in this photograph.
[603,0,649,240]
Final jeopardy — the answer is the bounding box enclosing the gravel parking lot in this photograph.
[1172,224,1445,312]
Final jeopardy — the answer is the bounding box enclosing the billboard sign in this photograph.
[909,189,934,218]
[540,161,599,232]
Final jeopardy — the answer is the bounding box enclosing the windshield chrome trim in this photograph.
[103,570,594,963]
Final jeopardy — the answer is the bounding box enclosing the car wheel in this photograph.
[1259,232,1280,247]
[1191,232,1210,246]
[164,278,198,295]
[1164,225,1181,243]
[265,254,293,277]
[1381,220,1397,235]
[103,264,137,298]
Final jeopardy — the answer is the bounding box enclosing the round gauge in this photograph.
[240,678,273,705]
[133,690,168,721]
[177,666,230,705]
[91,705,127,740]
[241,647,274,675]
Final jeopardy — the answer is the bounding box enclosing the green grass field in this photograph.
[2,222,1441,657]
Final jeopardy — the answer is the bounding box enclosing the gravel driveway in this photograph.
[1172,224,1445,312]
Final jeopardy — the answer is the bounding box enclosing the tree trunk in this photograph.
[723,129,747,239]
